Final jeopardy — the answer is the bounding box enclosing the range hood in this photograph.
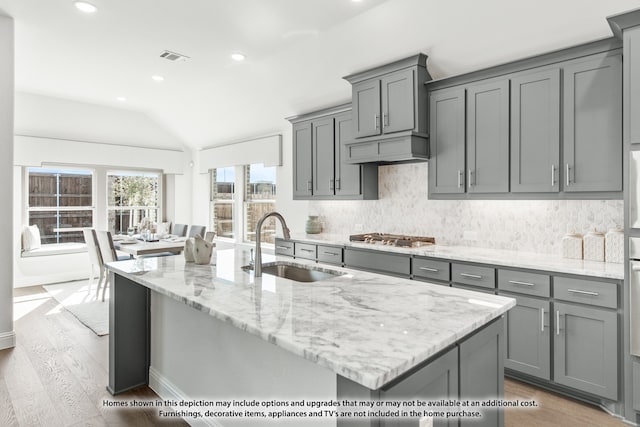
[342,53,431,164]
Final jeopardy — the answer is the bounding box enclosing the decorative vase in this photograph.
[194,235,214,265]
[184,238,195,262]
[305,216,322,234]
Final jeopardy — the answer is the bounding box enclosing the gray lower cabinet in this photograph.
[501,293,551,380]
[317,245,343,265]
[553,302,618,400]
[563,52,622,192]
[344,247,410,278]
[274,238,294,257]
[380,347,458,427]
[412,257,450,283]
[429,87,466,194]
[510,68,561,193]
[292,121,313,198]
[294,242,317,261]
[451,263,496,289]
[466,79,510,193]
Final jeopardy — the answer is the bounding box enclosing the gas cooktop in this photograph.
[349,233,435,247]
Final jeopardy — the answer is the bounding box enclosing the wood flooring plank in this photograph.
[12,390,63,427]
[0,378,19,427]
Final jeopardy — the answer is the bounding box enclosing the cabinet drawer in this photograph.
[498,269,550,297]
[451,263,495,289]
[412,258,450,282]
[344,248,410,278]
[274,239,294,257]
[294,243,317,260]
[317,245,343,265]
[554,276,618,309]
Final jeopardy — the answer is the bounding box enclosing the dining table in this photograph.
[113,236,186,258]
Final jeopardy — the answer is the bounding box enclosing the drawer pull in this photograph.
[567,289,599,297]
[276,246,291,250]
[299,248,314,253]
[323,251,340,256]
[508,280,535,287]
[419,267,439,272]
[460,273,482,279]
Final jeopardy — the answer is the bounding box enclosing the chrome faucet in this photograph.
[254,211,291,277]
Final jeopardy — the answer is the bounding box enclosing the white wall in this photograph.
[276,125,308,234]
[0,14,14,350]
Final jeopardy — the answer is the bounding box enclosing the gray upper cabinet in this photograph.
[429,87,466,194]
[624,26,640,145]
[381,68,416,134]
[312,117,335,197]
[563,53,622,192]
[292,121,312,198]
[467,79,510,193]
[510,69,561,193]
[335,112,368,197]
[353,79,382,138]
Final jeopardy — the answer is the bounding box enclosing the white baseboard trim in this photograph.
[0,331,16,350]
[148,366,223,427]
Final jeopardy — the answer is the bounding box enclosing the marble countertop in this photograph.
[106,248,515,390]
[286,233,624,280]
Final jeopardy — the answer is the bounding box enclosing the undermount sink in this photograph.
[243,262,345,283]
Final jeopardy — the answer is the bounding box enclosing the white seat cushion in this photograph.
[22,225,42,251]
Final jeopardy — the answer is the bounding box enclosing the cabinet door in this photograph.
[292,121,313,198]
[312,117,335,197]
[467,79,510,193]
[381,68,415,134]
[553,302,618,400]
[563,53,622,192]
[353,79,381,138]
[429,88,466,194]
[624,27,640,145]
[502,294,550,380]
[510,69,560,192]
[334,112,361,197]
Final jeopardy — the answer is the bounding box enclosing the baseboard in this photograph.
[148,366,222,427]
[0,330,16,350]
[13,272,89,288]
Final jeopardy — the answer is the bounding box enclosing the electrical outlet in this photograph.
[463,230,478,241]
[420,416,434,427]
[354,223,364,232]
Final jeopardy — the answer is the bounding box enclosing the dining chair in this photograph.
[95,230,129,301]
[82,228,104,294]
[188,225,206,238]
[204,231,215,243]
[172,223,188,237]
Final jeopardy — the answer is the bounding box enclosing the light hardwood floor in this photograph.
[0,285,629,426]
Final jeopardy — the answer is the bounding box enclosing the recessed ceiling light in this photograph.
[151,75,164,82]
[116,96,126,102]
[231,53,246,61]
[74,1,98,13]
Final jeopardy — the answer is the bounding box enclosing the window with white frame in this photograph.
[244,164,276,244]
[27,167,94,244]
[210,166,235,239]
[107,171,160,235]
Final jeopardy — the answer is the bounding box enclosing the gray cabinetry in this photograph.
[294,242,317,261]
[553,301,618,400]
[353,79,381,138]
[563,53,622,192]
[274,238,294,257]
[381,69,416,134]
[510,69,561,192]
[317,245,343,266]
[451,263,496,289]
[624,26,640,145]
[466,79,510,193]
[412,257,450,283]
[292,122,312,198]
[334,112,377,198]
[312,117,335,197]
[429,88,466,194]
[344,247,411,278]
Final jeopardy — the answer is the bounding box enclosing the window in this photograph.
[211,167,235,239]
[27,167,94,244]
[244,164,276,244]
[107,171,160,235]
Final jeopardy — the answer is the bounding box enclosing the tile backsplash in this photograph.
[308,163,624,255]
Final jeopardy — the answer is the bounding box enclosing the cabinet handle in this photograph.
[307,180,312,191]
[551,164,555,187]
[468,169,473,188]
[330,179,335,190]
[460,273,482,279]
[299,248,314,253]
[335,179,341,190]
[508,280,535,287]
[540,308,545,332]
[323,251,340,256]
[383,112,389,127]
[419,267,439,272]
[374,114,379,129]
[556,310,560,336]
[457,170,462,188]
[276,246,291,250]
[567,289,599,297]
[566,163,570,186]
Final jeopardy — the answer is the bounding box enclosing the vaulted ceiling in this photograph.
[0,0,637,150]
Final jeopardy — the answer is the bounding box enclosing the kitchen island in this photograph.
[106,248,515,427]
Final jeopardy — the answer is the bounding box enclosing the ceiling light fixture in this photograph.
[116,96,126,102]
[231,53,246,61]
[74,1,98,13]
[151,75,164,82]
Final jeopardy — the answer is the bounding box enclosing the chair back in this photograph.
[188,225,206,238]
[95,230,118,263]
[172,223,188,237]
[83,228,103,267]
[204,231,216,243]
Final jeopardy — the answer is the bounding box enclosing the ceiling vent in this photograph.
[160,50,190,62]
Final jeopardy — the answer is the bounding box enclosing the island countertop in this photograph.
[106,248,515,390]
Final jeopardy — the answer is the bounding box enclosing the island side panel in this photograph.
[108,272,151,395]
